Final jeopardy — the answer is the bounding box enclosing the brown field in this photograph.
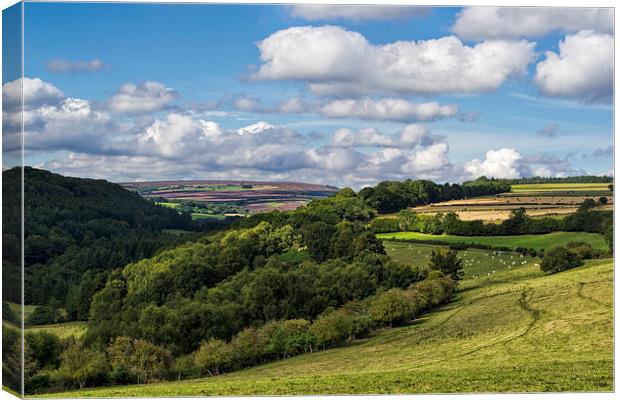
[410,194,613,222]
[120,179,338,214]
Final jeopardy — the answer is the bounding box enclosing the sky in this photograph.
[1,3,614,187]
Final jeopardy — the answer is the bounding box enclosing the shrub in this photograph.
[429,249,464,283]
[310,308,354,349]
[26,306,60,326]
[540,246,583,273]
[369,288,415,327]
[25,331,62,370]
[599,196,608,205]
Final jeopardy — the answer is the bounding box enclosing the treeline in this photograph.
[357,177,511,214]
[370,199,613,238]
[1,168,200,321]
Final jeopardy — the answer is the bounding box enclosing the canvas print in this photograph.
[1,2,614,397]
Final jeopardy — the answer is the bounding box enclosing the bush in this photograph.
[25,331,62,370]
[26,306,60,326]
[540,246,583,273]
[369,288,416,327]
[429,249,464,283]
[310,308,354,349]
[2,302,19,323]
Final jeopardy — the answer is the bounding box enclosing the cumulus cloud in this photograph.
[331,124,436,149]
[2,78,117,154]
[452,7,613,40]
[464,148,524,179]
[287,5,428,21]
[252,26,536,96]
[3,77,64,110]
[108,81,177,114]
[535,30,613,103]
[230,93,460,123]
[536,123,559,138]
[319,98,458,122]
[46,58,108,73]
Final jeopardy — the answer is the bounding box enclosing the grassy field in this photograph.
[42,258,612,396]
[376,231,608,251]
[384,242,537,280]
[26,321,87,339]
[511,183,611,193]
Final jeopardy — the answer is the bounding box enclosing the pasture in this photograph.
[26,321,87,340]
[44,259,613,396]
[376,231,608,251]
[384,242,537,280]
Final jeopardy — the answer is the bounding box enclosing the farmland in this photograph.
[384,242,537,280]
[121,179,338,220]
[407,183,612,222]
[43,259,613,396]
[376,231,608,251]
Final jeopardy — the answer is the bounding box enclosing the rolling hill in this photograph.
[41,258,613,396]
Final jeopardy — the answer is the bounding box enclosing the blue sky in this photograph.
[2,3,614,186]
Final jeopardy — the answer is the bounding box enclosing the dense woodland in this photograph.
[1,169,614,394]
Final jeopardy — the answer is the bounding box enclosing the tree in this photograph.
[107,336,171,384]
[540,246,583,273]
[194,338,232,376]
[302,221,337,261]
[25,331,62,370]
[605,224,613,253]
[598,196,608,205]
[369,288,415,327]
[54,341,108,389]
[429,249,464,282]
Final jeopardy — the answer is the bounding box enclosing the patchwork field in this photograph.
[408,183,612,222]
[376,231,608,251]
[122,180,338,219]
[384,242,537,280]
[42,259,613,396]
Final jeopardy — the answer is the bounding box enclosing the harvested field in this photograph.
[410,194,613,222]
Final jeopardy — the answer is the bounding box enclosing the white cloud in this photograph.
[46,58,107,73]
[452,7,613,40]
[233,96,262,111]
[464,148,523,179]
[331,124,434,149]
[252,26,536,96]
[287,5,428,21]
[3,77,64,110]
[402,143,451,174]
[535,30,613,103]
[319,98,458,122]
[108,81,177,114]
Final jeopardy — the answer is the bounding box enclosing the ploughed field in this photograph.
[120,180,338,219]
[408,183,612,222]
[42,259,613,396]
[376,231,608,252]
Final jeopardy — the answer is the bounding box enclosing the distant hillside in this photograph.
[2,167,194,320]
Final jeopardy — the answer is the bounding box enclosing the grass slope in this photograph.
[376,231,608,251]
[42,259,613,397]
[26,322,87,340]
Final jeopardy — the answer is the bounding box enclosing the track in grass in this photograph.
[42,259,613,397]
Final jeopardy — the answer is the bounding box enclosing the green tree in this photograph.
[368,288,415,327]
[194,338,232,376]
[107,336,171,384]
[540,246,583,273]
[54,341,108,389]
[429,249,464,282]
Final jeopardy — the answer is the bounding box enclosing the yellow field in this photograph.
[511,183,611,193]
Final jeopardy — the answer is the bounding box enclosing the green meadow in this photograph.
[40,259,613,397]
[511,183,611,193]
[376,231,608,251]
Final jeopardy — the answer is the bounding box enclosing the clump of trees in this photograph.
[540,246,583,273]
